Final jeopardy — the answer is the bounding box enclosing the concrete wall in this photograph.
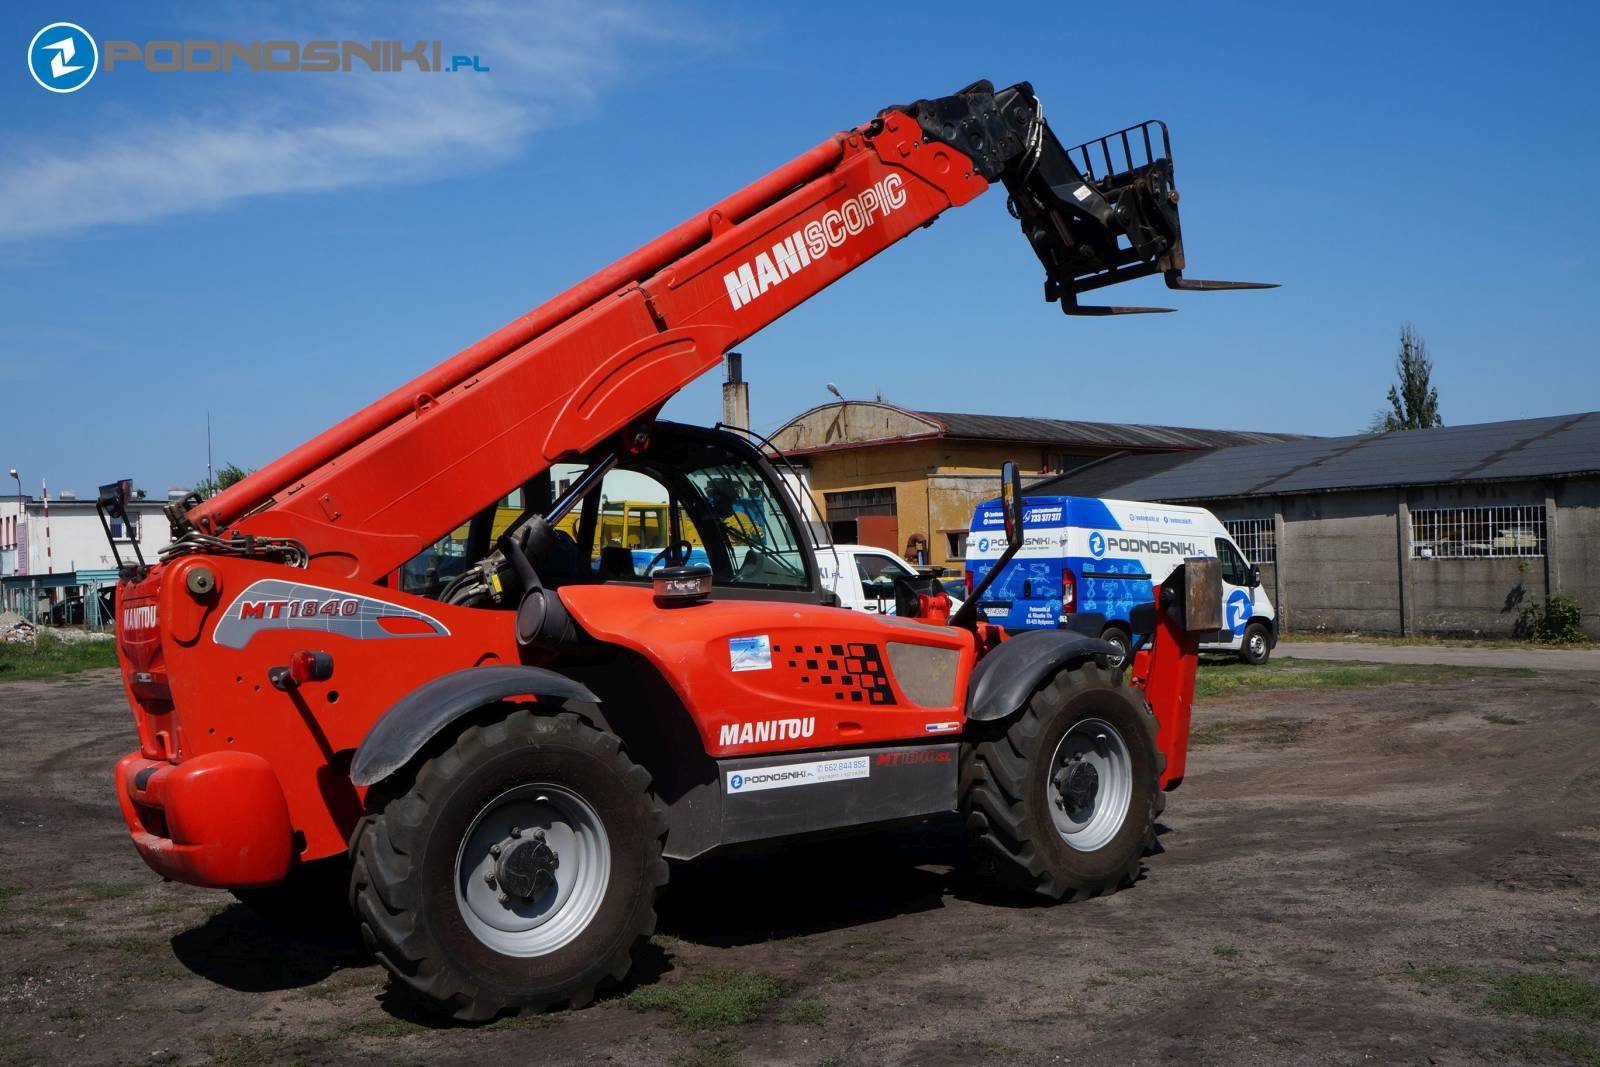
[1190,475,1599,639]
[1552,476,1600,638]
[1278,489,1402,634]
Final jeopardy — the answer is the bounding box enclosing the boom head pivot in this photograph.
[888,81,1276,314]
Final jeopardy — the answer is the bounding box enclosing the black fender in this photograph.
[350,665,600,787]
[966,629,1119,722]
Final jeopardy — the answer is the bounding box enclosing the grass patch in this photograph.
[625,970,787,1031]
[79,881,142,900]
[337,1016,426,1039]
[1485,972,1600,1024]
[1483,714,1524,725]
[781,998,829,1026]
[0,885,20,915]
[1194,657,1533,698]
[0,632,118,682]
[1512,1028,1600,1066]
[301,968,383,1001]
[1213,945,1243,959]
[1403,962,1480,989]
[1280,633,1600,651]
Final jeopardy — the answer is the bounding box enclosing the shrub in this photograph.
[1516,593,1586,645]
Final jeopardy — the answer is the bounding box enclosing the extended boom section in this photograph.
[177,81,1264,582]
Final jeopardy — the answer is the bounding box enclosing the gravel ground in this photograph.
[1,666,1596,1066]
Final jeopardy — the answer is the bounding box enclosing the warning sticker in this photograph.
[725,756,870,795]
[728,635,772,672]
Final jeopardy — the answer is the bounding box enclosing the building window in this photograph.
[1223,518,1276,564]
[108,515,139,540]
[1411,504,1546,559]
[1043,452,1097,474]
[945,530,968,560]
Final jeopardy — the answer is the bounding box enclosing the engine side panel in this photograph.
[559,584,976,757]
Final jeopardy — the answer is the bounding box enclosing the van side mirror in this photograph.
[1000,460,1023,544]
[1249,563,1262,588]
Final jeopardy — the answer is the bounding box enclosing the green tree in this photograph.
[1370,323,1443,432]
[194,463,250,499]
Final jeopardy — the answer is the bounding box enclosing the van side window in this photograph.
[1215,538,1250,585]
[855,552,915,600]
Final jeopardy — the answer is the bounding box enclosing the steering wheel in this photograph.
[645,540,695,574]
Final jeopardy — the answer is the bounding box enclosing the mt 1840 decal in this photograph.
[213,579,449,649]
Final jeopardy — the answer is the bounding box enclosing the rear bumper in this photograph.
[115,750,294,888]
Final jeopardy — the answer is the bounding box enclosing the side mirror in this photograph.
[1249,563,1262,588]
[1000,460,1024,544]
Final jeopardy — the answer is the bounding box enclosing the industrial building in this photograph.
[1,491,170,625]
[767,401,1303,569]
[1029,411,1600,638]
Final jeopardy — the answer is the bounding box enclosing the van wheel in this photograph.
[1239,622,1271,665]
[350,708,667,1020]
[959,660,1162,901]
[1099,626,1130,669]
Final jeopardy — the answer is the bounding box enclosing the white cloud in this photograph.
[0,0,691,241]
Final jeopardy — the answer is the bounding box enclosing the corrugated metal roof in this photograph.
[1029,411,1600,500]
[914,411,1308,451]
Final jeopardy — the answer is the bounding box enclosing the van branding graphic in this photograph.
[1226,589,1252,634]
[718,717,815,747]
[1088,531,1107,557]
[723,173,906,310]
[213,579,449,649]
[122,604,157,631]
[1101,535,1200,557]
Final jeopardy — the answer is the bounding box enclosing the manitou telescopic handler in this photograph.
[103,80,1269,1019]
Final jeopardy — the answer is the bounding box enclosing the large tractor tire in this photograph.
[960,660,1163,901]
[350,708,667,1021]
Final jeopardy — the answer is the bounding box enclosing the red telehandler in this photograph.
[101,80,1268,1020]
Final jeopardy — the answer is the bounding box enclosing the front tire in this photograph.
[960,661,1161,901]
[350,708,667,1020]
[1239,622,1271,665]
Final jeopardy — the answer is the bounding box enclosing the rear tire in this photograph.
[960,660,1161,901]
[350,708,667,1020]
[1239,622,1271,665]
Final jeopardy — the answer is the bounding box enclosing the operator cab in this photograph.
[399,422,825,607]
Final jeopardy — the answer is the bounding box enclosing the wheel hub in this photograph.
[1054,759,1099,813]
[489,826,560,903]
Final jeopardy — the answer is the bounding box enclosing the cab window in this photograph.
[1215,537,1251,586]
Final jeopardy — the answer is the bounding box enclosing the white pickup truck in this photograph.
[815,543,963,615]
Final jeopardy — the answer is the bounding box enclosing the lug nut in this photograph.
[483,871,496,886]
[509,825,522,838]
[489,843,502,857]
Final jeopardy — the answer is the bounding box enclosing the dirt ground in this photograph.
[2,666,1597,1066]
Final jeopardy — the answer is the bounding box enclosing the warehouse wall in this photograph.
[1191,475,1598,638]
[1278,490,1402,633]
[1554,477,1600,638]
[1404,480,1548,636]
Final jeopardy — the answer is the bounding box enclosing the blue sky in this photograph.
[3,0,1598,498]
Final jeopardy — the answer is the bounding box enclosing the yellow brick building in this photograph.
[767,402,1302,573]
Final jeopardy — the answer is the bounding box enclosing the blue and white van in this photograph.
[964,495,1277,664]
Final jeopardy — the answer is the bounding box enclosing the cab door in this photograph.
[851,549,917,614]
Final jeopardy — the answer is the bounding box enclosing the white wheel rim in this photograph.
[454,784,611,957]
[1046,717,1133,852]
